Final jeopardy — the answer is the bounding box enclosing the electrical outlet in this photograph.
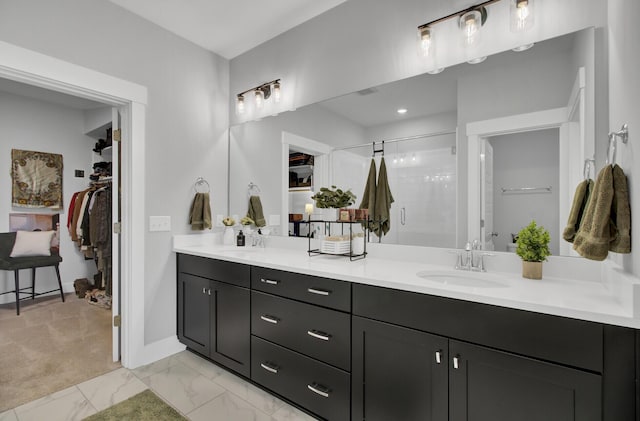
[149,216,171,232]
[215,215,224,227]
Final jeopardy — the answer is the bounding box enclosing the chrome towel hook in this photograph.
[606,124,629,166]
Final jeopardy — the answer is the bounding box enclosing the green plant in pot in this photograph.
[311,185,356,220]
[515,220,551,279]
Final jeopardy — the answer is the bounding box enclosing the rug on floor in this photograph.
[83,389,186,421]
[0,294,121,412]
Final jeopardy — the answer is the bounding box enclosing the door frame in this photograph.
[0,40,147,368]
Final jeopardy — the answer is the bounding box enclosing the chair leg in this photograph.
[32,267,36,300]
[14,270,20,316]
[55,265,65,303]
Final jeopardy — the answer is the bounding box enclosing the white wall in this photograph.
[0,92,96,302]
[229,104,365,221]
[0,0,229,344]
[489,129,560,255]
[608,0,639,276]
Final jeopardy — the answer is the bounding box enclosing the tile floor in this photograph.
[0,351,318,421]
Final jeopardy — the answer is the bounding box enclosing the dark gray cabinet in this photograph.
[177,254,250,377]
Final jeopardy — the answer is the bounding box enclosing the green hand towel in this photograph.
[562,179,593,243]
[573,166,614,260]
[373,157,394,237]
[359,159,377,230]
[247,195,266,227]
[609,164,631,253]
[189,192,212,230]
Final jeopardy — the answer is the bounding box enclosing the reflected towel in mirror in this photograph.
[247,195,266,227]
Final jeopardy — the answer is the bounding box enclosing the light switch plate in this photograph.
[149,216,171,232]
[215,215,224,227]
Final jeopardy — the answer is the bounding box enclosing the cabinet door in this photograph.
[352,316,448,421]
[449,340,601,421]
[177,273,211,356]
[210,281,250,377]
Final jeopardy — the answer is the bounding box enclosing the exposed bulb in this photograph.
[511,0,534,32]
[236,95,245,114]
[273,82,281,103]
[418,27,432,57]
[254,89,264,109]
[460,11,480,46]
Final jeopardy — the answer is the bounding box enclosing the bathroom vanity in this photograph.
[175,241,639,421]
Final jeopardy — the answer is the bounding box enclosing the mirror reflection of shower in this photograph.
[332,131,457,247]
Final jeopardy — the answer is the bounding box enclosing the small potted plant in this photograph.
[311,186,356,221]
[240,216,254,234]
[515,220,551,279]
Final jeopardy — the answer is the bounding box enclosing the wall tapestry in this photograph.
[11,149,63,209]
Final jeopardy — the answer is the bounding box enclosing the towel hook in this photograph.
[607,124,629,166]
[248,182,261,197]
[583,158,595,180]
[194,177,210,193]
[372,140,385,157]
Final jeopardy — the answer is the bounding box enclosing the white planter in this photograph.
[223,226,235,245]
[322,208,339,221]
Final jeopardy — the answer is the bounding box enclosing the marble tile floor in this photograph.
[0,350,318,421]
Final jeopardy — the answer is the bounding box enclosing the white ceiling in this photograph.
[107,0,348,59]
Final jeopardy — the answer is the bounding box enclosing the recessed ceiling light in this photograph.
[397,108,408,114]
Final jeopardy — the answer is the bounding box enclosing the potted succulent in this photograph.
[311,185,356,220]
[515,220,551,279]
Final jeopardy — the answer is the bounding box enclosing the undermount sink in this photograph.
[416,271,509,288]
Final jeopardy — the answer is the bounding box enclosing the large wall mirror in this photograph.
[229,27,606,257]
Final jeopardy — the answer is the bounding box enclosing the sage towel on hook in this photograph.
[359,159,377,230]
[189,192,212,230]
[562,179,593,243]
[373,157,394,237]
[609,164,631,253]
[247,195,266,227]
[573,166,613,260]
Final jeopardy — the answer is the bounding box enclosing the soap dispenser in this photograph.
[237,230,245,247]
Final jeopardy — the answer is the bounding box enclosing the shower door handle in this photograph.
[400,207,406,225]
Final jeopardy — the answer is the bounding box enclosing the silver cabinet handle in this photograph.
[208,288,211,295]
[307,330,331,341]
[260,362,278,374]
[202,287,207,294]
[453,355,460,369]
[307,383,330,398]
[401,207,406,225]
[260,315,279,324]
[435,351,442,364]
[261,278,279,285]
[307,288,330,296]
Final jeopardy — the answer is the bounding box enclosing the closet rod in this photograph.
[335,130,456,151]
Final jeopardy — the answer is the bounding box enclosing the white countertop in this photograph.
[173,234,640,329]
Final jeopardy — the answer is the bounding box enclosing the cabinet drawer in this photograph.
[251,336,350,421]
[178,254,250,288]
[353,284,603,372]
[251,266,350,312]
[252,291,350,371]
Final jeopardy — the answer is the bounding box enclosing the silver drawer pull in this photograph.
[435,351,442,364]
[261,278,279,285]
[307,330,331,341]
[307,288,330,296]
[260,315,279,324]
[202,287,207,294]
[453,356,460,370]
[260,362,279,374]
[307,383,330,398]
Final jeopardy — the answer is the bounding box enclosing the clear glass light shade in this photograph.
[236,95,245,114]
[254,89,264,109]
[418,27,432,57]
[459,10,482,47]
[273,82,281,103]
[511,0,534,32]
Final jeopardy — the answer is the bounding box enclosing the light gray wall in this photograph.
[0,92,96,302]
[489,129,560,255]
[229,104,365,222]
[0,0,229,344]
[608,0,639,276]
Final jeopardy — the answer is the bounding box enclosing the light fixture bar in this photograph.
[237,79,281,98]
[418,0,501,31]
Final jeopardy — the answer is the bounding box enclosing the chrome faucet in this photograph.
[454,240,493,272]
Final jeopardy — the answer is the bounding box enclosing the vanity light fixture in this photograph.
[235,79,282,114]
[427,67,445,74]
[512,43,534,52]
